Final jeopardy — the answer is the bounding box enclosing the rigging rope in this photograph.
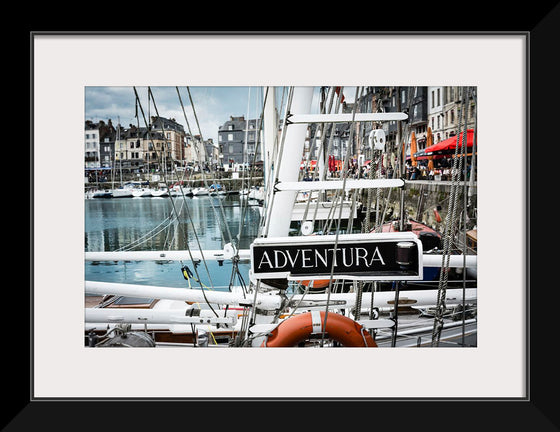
[134,86,221,316]
[319,86,363,346]
[431,86,470,346]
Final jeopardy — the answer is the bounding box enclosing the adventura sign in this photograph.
[250,233,423,281]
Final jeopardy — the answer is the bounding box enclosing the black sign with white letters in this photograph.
[251,235,422,281]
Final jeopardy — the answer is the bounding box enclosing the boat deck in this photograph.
[85,295,104,308]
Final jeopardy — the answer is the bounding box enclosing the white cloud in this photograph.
[85,86,358,143]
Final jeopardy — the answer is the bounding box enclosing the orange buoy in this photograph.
[298,279,331,289]
[261,311,377,347]
[433,208,442,223]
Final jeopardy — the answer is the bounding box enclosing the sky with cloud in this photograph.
[85,86,356,143]
[85,86,262,143]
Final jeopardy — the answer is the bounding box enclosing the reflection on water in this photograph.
[85,195,260,288]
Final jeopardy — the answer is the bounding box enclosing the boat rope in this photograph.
[179,263,221,317]
[174,87,244,295]
[112,208,178,251]
[236,87,268,245]
[431,86,470,346]
[181,87,234,246]
[133,87,221,316]
[318,88,345,235]
[230,87,268,300]
[319,86,363,346]
[237,87,253,244]
[296,87,339,231]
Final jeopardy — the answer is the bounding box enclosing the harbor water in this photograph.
[85,194,261,290]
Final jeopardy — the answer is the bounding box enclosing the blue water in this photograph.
[85,195,261,289]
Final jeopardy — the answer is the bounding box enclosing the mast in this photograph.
[118,118,123,186]
[266,87,314,237]
[262,86,277,193]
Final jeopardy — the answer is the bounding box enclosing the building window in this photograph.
[431,91,434,108]
[228,133,233,141]
[437,88,440,106]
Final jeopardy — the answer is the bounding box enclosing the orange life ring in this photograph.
[261,311,377,347]
[298,279,331,289]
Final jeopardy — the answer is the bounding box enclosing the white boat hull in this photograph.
[112,189,133,198]
[132,188,152,197]
[92,190,112,198]
[151,190,169,197]
[192,188,209,196]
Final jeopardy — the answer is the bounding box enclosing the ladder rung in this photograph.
[287,112,408,124]
[275,179,404,191]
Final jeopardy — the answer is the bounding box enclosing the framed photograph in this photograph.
[24,22,551,429]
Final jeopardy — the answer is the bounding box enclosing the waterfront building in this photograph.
[121,125,147,171]
[114,123,128,169]
[112,116,190,173]
[85,87,474,176]
[85,119,116,169]
[183,134,215,166]
[84,121,100,169]
[428,86,445,142]
[441,86,476,139]
[204,139,220,167]
[149,116,187,164]
[409,86,429,151]
[181,134,196,164]
[218,116,262,167]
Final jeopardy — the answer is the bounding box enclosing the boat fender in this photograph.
[261,311,377,347]
[433,208,442,223]
[368,129,386,151]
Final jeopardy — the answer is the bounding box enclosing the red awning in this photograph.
[423,129,475,154]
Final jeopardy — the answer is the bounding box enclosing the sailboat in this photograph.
[191,187,209,196]
[151,183,170,197]
[131,184,153,197]
[85,86,477,348]
[112,183,134,198]
[92,189,112,198]
[209,184,226,195]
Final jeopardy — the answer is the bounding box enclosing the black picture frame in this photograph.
[18,3,559,429]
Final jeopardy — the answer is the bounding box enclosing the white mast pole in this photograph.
[266,86,314,237]
[262,86,277,190]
